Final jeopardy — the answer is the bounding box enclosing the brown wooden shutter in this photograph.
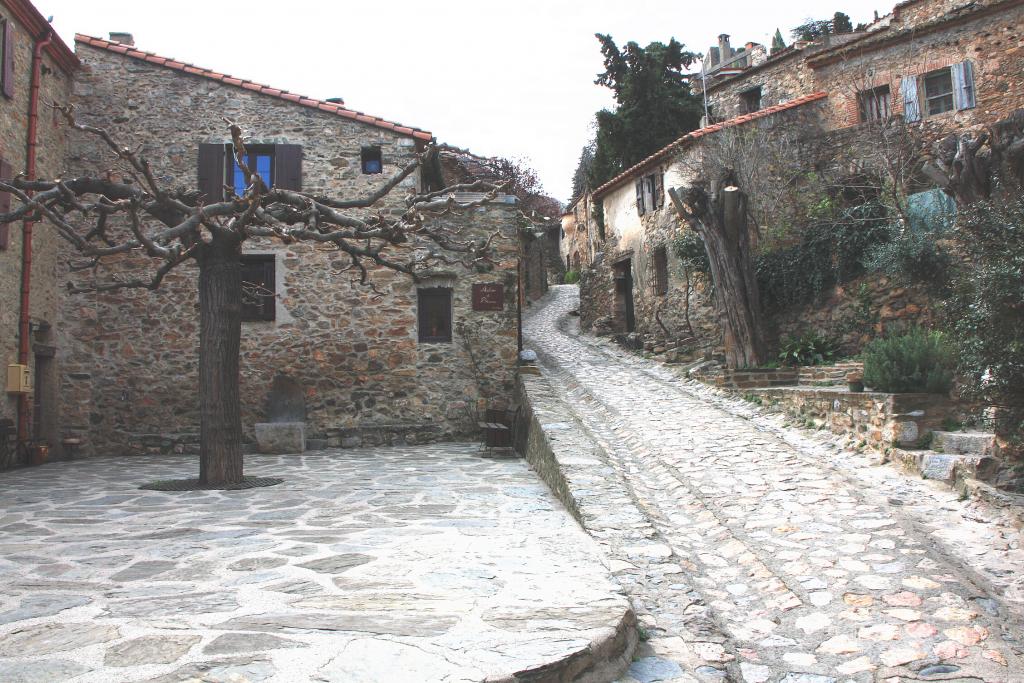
[2,20,13,99]
[274,144,302,191]
[635,179,645,216]
[197,144,225,202]
[0,157,11,250]
[654,173,665,209]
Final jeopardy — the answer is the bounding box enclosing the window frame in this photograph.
[225,144,275,197]
[740,86,762,114]
[858,84,892,122]
[0,17,12,99]
[653,246,669,296]
[361,145,383,175]
[922,68,955,117]
[417,287,453,343]
[240,254,276,322]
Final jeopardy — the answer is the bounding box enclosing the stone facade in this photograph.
[56,38,521,456]
[0,1,76,457]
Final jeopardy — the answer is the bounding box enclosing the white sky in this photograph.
[39,0,887,203]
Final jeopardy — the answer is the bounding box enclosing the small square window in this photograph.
[226,144,274,197]
[859,84,891,122]
[923,69,954,117]
[240,254,276,322]
[361,146,383,174]
[417,288,452,343]
[740,86,762,114]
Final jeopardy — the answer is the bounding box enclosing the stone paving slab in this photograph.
[0,444,635,682]
[523,286,1023,683]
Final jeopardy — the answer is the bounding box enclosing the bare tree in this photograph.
[0,106,505,487]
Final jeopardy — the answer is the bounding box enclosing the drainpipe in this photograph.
[17,30,53,449]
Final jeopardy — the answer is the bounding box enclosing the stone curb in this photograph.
[515,371,639,683]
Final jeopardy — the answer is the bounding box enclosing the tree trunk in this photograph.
[197,234,244,485]
[669,180,766,369]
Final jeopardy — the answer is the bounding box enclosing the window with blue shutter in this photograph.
[951,61,976,111]
[900,76,921,122]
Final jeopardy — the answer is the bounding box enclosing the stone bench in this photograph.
[254,422,306,454]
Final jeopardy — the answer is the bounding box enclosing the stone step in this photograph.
[932,430,995,455]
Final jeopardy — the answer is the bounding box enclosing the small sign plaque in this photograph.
[472,283,504,311]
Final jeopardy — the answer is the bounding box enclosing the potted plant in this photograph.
[29,441,50,466]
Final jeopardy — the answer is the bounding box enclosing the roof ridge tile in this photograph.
[73,34,433,141]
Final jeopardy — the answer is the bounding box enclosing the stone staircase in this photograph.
[932,430,996,456]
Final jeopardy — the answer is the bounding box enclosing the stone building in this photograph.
[574,0,1024,356]
[0,0,77,459]
[46,33,522,457]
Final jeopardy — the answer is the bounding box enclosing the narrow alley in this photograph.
[524,285,1022,683]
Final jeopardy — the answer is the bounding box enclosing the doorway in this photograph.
[613,259,635,333]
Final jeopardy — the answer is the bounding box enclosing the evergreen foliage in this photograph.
[861,328,955,394]
[579,34,703,192]
[792,11,854,41]
[778,331,841,366]
[771,29,786,54]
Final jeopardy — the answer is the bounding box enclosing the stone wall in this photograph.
[59,42,520,455]
[0,9,73,453]
[750,386,961,449]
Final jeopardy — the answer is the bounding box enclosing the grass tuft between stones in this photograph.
[139,477,284,491]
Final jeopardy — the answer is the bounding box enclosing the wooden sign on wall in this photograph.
[472,283,504,311]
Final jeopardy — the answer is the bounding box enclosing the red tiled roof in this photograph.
[592,92,829,199]
[73,34,433,142]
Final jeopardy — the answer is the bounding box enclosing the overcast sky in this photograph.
[39,0,888,203]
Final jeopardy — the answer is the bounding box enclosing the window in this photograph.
[740,86,762,114]
[417,288,452,343]
[198,143,301,202]
[1,18,13,99]
[923,69,954,117]
[240,255,276,322]
[653,246,669,296]
[227,145,274,197]
[859,85,891,122]
[635,172,665,216]
[361,146,383,174]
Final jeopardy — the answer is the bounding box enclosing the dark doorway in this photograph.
[32,347,56,449]
[613,259,635,333]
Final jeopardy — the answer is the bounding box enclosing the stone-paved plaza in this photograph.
[523,286,1023,683]
[0,445,631,682]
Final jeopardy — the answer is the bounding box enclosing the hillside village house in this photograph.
[570,0,1024,352]
[1,2,547,464]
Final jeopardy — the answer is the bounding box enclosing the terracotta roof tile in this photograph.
[593,92,828,199]
[73,34,434,142]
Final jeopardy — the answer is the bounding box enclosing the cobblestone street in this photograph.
[524,285,1023,683]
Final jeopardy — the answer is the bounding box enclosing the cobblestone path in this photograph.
[524,286,1023,683]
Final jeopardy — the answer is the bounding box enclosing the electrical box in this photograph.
[6,364,32,394]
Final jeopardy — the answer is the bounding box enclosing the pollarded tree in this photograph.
[0,106,505,488]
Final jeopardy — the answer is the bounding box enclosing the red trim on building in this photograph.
[593,92,829,200]
[73,34,434,142]
[0,0,78,73]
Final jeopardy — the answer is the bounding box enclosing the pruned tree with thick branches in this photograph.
[0,105,506,488]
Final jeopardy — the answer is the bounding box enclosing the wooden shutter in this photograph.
[197,144,225,202]
[654,173,665,209]
[951,61,976,111]
[2,20,13,99]
[635,179,645,216]
[274,144,302,191]
[900,76,921,123]
[0,157,11,250]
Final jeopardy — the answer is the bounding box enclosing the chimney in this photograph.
[718,34,732,62]
[109,32,134,45]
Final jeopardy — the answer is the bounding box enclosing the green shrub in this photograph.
[563,270,581,284]
[863,228,952,291]
[778,331,841,366]
[861,328,955,394]
[672,231,710,275]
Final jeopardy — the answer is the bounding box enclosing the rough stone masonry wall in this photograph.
[0,12,72,447]
[60,44,520,455]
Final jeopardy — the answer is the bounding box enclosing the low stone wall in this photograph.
[796,361,863,386]
[749,386,959,448]
[716,368,798,390]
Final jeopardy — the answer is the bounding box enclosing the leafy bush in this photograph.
[672,231,710,275]
[863,227,952,291]
[563,270,581,284]
[861,328,955,394]
[778,331,841,366]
